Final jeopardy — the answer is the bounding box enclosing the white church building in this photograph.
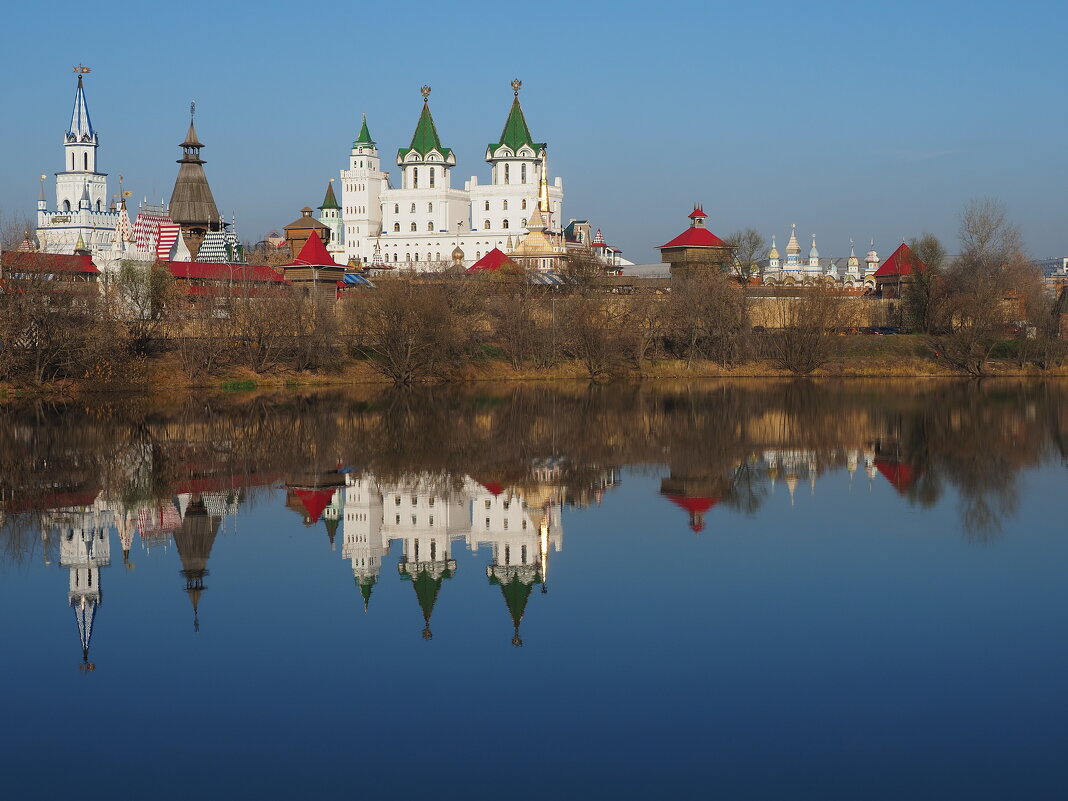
[333,81,565,269]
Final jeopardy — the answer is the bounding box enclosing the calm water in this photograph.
[1,381,1066,800]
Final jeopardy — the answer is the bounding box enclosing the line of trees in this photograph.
[1,199,1062,388]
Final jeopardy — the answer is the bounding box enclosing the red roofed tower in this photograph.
[658,205,733,277]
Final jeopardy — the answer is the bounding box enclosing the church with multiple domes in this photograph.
[332,81,567,270]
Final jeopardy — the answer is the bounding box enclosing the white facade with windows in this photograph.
[334,84,564,269]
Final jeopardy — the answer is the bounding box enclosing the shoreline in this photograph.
[3,356,1068,401]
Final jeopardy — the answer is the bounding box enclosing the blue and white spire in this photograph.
[67,69,97,144]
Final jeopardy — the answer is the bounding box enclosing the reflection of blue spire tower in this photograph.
[60,517,111,671]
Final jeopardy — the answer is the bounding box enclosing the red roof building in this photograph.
[658,205,733,275]
[873,242,926,278]
[1,250,99,277]
[465,247,518,273]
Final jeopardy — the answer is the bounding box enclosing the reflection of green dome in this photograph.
[489,571,541,646]
[410,568,452,639]
[324,516,340,548]
[355,574,377,612]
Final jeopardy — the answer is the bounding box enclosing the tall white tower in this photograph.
[340,114,387,263]
[55,504,112,670]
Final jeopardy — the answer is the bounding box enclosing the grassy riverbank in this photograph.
[2,335,1066,399]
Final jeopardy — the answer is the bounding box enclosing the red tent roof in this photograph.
[1,251,98,274]
[874,460,919,495]
[662,493,719,532]
[293,488,336,524]
[688,207,708,220]
[465,247,517,272]
[166,262,287,283]
[658,226,728,249]
[481,481,506,496]
[874,242,926,278]
[284,230,341,268]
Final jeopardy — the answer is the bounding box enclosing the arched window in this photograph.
[427,222,434,231]
[521,199,527,210]
[413,167,419,188]
[503,219,509,229]
[484,219,491,229]
[521,218,527,227]
[394,203,399,214]
[484,201,490,211]
[427,202,433,212]
[415,253,420,261]
[393,222,400,232]
[393,253,398,262]
[502,200,508,210]
[521,164,527,184]
[83,153,88,170]
[410,203,416,213]
[410,222,417,232]
[435,252,441,261]
[63,200,71,212]
[96,200,101,211]
[71,153,75,170]
[407,253,412,261]
[504,164,510,184]
[429,168,436,188]
[476,251,481,259]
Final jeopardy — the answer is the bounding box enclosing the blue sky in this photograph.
[1,0,1064,263]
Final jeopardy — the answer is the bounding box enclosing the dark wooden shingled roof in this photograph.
[169,119,221,227]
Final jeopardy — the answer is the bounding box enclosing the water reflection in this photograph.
[1,380,1065,669]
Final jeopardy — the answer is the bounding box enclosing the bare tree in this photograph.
[113,260,181,354]
[666,271,749,367]
[765,284,850,375]
[902,232,948,334]
[935,199,1030,376]
[724,228,767,282]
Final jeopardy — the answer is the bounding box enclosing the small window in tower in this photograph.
[504,165,510,184]
[521,199,527,210]
[429,515,434,527]
[410,203,416,213]
[503,219,509,229]
[413,167,419,188]
[395,496,401,506]
[521,218,527,227]
[429,168,436,188]
[415,253,420,261]
[504,519,509,530]
[410,222,417,232]
[503,200,508,210]
[483,219,491,229]
[394,223,400,232]
[83,153,88,170]
[393,254,398,262]
[476,251,481,259]
[521,164,527,184]
[71,154,75,170]
[427,202,433,212]
[394,203,399,214]
[484,200,490,211]
[427,222,433,231]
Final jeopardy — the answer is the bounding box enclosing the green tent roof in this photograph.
[487,97,544,155]
[318,182,340,211]
[354,114,374,146]
[398,102,452,161]
[355,575,376,612]
[499,574,534,630]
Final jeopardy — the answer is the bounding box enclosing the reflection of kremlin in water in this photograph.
[4,380,1064,671]
[21,442,927,668]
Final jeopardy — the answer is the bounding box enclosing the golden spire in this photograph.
[538,148,550,216]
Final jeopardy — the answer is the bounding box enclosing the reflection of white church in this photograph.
[340,472,563,644]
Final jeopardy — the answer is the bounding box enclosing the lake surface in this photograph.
[1,380,1066,800]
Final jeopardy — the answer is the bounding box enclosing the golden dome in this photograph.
[451,245,465,263]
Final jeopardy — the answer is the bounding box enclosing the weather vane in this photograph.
[511,79,522,96]
[190,101,196,120]
[420,85,431,101]
[73,64,91,74]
